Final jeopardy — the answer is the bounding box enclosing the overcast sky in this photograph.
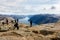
[0,0,60,15]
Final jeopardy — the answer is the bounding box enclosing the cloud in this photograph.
[22,0,60,5]
[0,0,60,15]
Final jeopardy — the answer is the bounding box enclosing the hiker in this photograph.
[17,19,18,22]
[6,18,8,25]
[30,20,32,27]
[14,19,19,30]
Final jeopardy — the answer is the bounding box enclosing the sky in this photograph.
[0,0,60,15]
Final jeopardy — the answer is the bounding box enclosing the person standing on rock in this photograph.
[14,19,19,30]
[30,20,32,27]
[6,18,8,25]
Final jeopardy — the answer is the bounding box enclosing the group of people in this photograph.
[2,18,33,30]
[14,19,33,30]
[14,19,19,30]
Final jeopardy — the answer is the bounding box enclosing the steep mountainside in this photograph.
[29,14,60,24]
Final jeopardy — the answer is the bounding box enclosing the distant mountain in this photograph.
[0,14,26,20]
[29,14,60,24]
[9,15,26,19]
[27,15,33,18]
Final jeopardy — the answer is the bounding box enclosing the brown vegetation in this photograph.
[0,17,60,40]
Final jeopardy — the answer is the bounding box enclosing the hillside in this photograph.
[0,21,60,40]
[0,14,60,40]
[29,14,60,24]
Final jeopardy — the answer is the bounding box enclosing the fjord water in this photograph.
[19,17,36,26]
[19,17,30,25]
[18,14,59,26]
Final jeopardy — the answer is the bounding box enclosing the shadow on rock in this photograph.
[40,30,55,36]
